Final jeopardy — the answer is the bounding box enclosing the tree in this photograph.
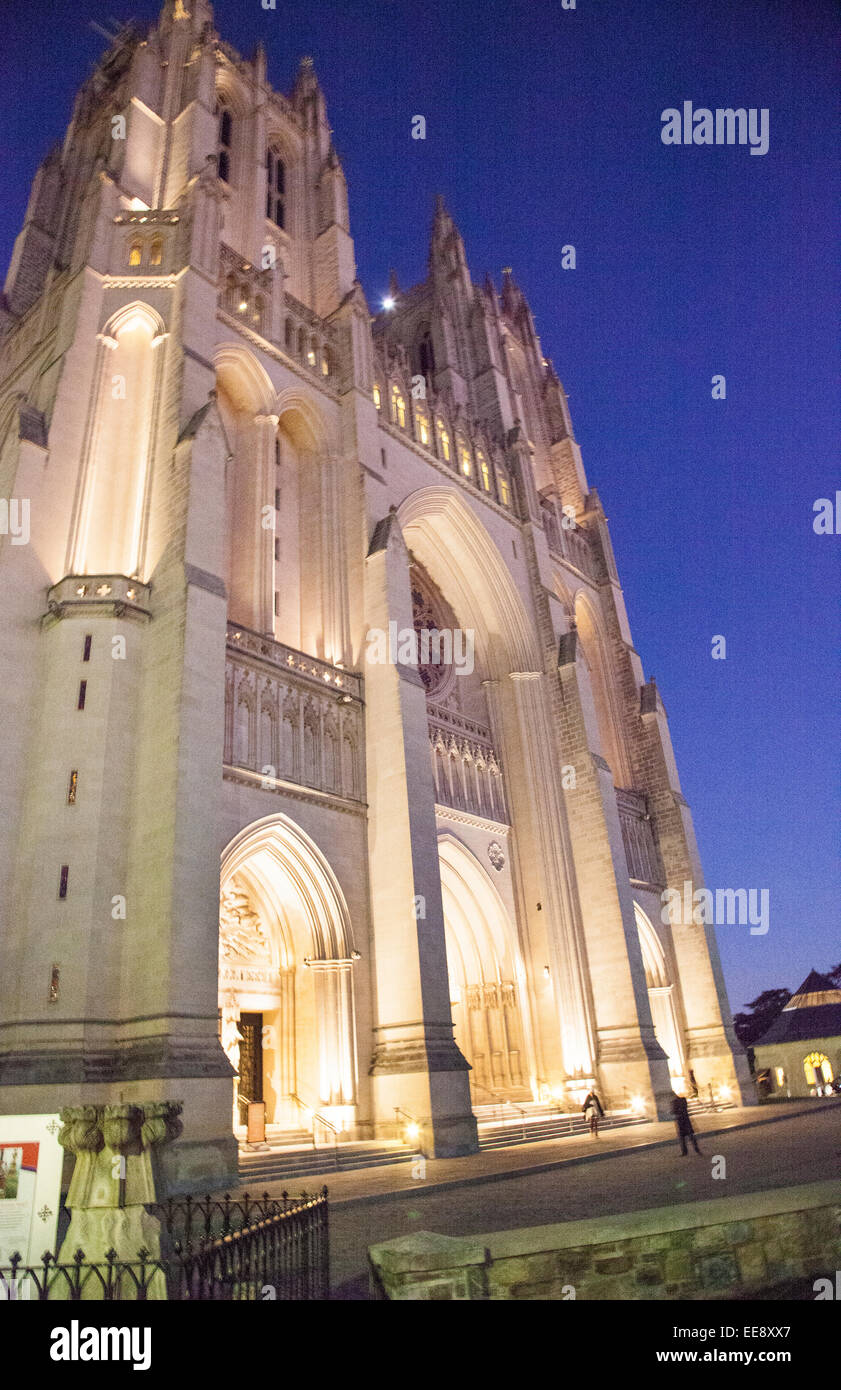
[733,988,791,1047]
[827,963,841,988]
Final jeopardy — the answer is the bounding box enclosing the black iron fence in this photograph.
[0,1188,329,1302]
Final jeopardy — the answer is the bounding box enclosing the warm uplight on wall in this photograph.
[630,1094,646,1114]
[405,1122,420,1142]
[542,965,551,980]
[718,1083,732,1101]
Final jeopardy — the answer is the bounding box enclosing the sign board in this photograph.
[247,1101,267,1143]
[0,1114,63,1271]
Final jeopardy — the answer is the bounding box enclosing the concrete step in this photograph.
[478,1112,650,1149]
[238,1143,415,1182]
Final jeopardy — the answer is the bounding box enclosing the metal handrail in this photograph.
[393,1106,422,1147]
[290,1093,340,1168]
[470,1081,529,1139]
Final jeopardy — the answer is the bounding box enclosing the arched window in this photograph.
[477,449,491,491]
[436,418,450,462]
[417,330,435,382]
[391,385,406,429]
[217,104,233,183]
[497,470,510,506]
[372,383,382,411]
[252,295,264,332]
[457,436,471,477]
[321,349,330,378]
[128,241,142,268]
[149,238,162,268]
[266,148,285,228]
[804,1052,834,1087]
[416,409,430,447]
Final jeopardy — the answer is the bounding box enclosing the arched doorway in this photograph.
[438,836,532,1101]
[219,814,359,1137]
[804,1052,833,1088]
[635,903,685,1089]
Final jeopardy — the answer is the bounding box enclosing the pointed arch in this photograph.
[397,485,541,678]
[437,833,532,1096]
[634,902,685,1082]
[214,343,276,416]
[222,813,356,963]
[574,588,633,786]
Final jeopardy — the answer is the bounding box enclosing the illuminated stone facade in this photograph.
[0,0,751,1185]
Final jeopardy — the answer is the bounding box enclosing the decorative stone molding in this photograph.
[56,1101,184,1299]
[43,574,152,625]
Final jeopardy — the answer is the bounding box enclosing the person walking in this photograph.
[582,1090,604,1138]
[672,1092,701,1155]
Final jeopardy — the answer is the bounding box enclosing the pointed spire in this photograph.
[253,39,267,84]
[388,267,401,299]
[294,54,320,92]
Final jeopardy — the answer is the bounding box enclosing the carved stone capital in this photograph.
[58,1105,104,1155]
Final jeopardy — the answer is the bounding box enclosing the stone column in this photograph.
[254,413,279,635]
[364,512,477,1156]
[56,1101,182,1300]
[488,669,598,1096]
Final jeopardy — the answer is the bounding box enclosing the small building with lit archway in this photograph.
[753,971,841,1098]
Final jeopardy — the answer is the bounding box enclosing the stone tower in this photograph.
[0,0,752,1188]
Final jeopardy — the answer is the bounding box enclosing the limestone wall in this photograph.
[369,1180,841,1300]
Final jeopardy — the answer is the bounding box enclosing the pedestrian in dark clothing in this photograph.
[672,1093,701,1155]
[582,1090,604,1137]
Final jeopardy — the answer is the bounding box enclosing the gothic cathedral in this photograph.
[0,0,751,1187]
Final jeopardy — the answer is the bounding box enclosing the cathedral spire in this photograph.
[427,194,469,289]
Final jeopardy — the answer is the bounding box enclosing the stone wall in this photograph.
[369,1180,841,1300]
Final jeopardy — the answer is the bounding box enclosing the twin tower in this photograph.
[0,0,751,1187]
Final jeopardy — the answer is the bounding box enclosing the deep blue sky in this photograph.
[1,0,838,1013]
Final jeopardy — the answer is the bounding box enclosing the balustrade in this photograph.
[226,624,363,803]
[428,703,507,823]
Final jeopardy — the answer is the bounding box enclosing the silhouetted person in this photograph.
[582,1090,604,1138]
[672,1093,701,1155]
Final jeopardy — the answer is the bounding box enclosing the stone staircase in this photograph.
[475,1103,651,1151]
[237,1099,737,1181]
[238,1136,416,1184]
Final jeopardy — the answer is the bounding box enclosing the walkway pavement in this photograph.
[322,1102,840,1297]
[241,1099,833,1206]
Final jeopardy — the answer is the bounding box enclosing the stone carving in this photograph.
[220,884,273,965]
[102,1103,144,1157]
[488,841,505,871]
[58,1105,104,1155]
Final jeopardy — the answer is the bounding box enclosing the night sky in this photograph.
[1,0,838,1014]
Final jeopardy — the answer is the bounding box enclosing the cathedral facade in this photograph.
[0,0,751,1188]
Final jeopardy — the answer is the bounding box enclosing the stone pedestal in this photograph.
[56,1101,182,1299]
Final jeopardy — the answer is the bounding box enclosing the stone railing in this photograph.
[540,497,601,582]
[219,245,340,385]
[428,703,507,823]
[615,786,664,887]
[225,624,364,803]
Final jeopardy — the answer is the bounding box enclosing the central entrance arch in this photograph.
[219,814,359,1135]
[438,835,533,1101]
